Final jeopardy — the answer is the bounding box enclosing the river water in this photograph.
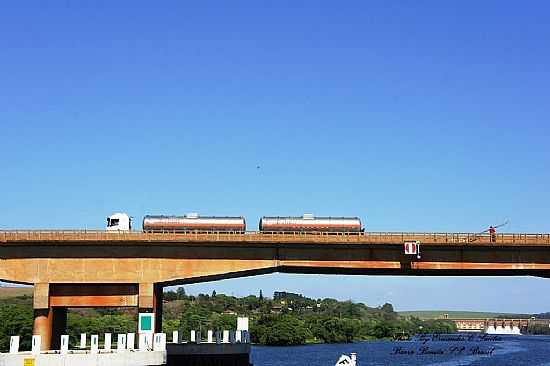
[251,334,550,366]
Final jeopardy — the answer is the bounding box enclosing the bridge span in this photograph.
[1,230,550,350]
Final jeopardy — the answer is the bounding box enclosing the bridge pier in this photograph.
[32,282,155,350]
[32,308,52,351]
[33,307,67,351]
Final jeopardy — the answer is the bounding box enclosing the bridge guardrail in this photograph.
[1,230,550,245]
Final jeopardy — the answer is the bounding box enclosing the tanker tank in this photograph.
[143,214,246,232]
[259,214,363,233]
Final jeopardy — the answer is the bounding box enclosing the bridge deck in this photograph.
[1,231,549,246]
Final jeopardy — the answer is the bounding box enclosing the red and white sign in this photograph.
[404,241,420,255]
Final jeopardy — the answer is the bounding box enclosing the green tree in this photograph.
[380,303,394,313]
[162,319,180,336]
[164,290,178,301]
[0,305,33,351]
[176,287,186,300]
[252,315,310,346]
[208,314,237,331]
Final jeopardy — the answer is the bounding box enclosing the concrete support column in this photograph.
[153,284,163,333]
[33,283,52,351]
[33,308,53,351]
[139,283,163,333]
[32,284,69,351]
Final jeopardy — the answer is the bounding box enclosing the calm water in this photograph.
[251,334,550,366]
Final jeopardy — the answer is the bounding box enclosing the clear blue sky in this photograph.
[1,1,549,313]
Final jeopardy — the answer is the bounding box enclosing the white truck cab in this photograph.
[106,213,131,231]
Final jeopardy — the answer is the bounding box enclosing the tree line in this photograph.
[0,289,462,350]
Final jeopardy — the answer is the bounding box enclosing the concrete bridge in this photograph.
[1,230,550,350]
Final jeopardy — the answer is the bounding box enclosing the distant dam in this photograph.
[450,318,534,334]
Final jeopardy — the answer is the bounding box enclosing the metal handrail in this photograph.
[0,230,549,245]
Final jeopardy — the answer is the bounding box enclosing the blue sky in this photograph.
[1,1,549,313]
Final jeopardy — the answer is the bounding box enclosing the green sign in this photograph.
[141,315,152,331]
[139,313,155,333]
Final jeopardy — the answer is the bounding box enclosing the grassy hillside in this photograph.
[0,287,33,299]
[399,310,531,320]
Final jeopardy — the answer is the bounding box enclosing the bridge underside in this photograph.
[161,265,550,287]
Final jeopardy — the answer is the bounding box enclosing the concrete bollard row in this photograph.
[9,330,246,354]
[7,332,165,355]
[167,316,250,345]
[169,329,250,344]
[7,317,250,354]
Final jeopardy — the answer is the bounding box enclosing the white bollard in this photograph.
[236,317,248,343]
[117,334,127,352]
[127,333,135,350]
[223,330,230,343]
[153,333,166,351]
[172,330,179,344]
[139,334,146,351]
[9,336,20,354]
[236,330,242,343]
[207,330,213,343]
[60,335,69,354]
[237,317,249,332]
[90,334,99,354]
[190,330,196,343]
[104,333,112,351]
[32,335,41,355]
[80,333,87,349]
[139,333,153,351]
